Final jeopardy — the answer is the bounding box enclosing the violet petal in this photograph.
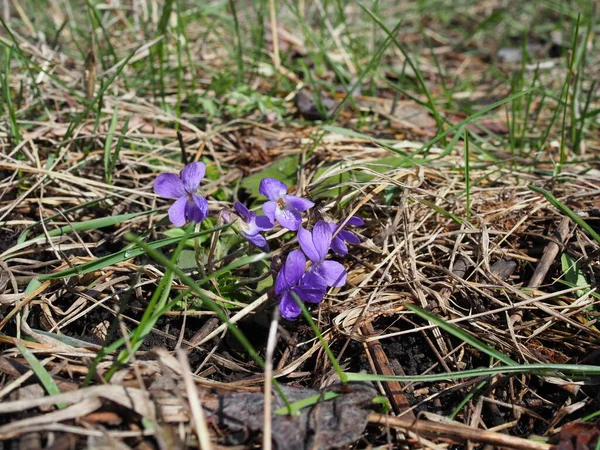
[181,162,205,193]
[283,250,306,285]
[317,260,347,287]
[255,215,274,231]
[262,201,278,222]
[312,221,332,260]
[294,284,326,304]
[259,178,287,201]
[338,229,361,244]
[330,237,348,257]
[275,206,301,230]
[154,174,185,199]
[168,196,187,227]
[298,226,320,263]
[279,292,302,320]
[303,271,328,290]
[346,216,364,227]
[234,202,252,220]
[285,195,315,212]
[244,232,268,251]
[186,194,208,223]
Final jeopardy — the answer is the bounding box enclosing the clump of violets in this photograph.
[259,178,314,231]
[154,166,363,321]
[154,162,208,227]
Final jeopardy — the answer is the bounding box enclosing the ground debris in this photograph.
[550,420,600,450]
[206,382,377,449]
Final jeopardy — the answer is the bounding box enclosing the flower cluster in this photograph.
[154,166,363,320]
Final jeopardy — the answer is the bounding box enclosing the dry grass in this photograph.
[1,0,600,448]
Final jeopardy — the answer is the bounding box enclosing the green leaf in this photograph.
[176,249,199,270]
[24,278,42,296]
[240,155,298,195]
[13,340,67,409]
[561,253,589,298]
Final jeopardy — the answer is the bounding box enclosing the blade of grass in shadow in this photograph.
[274,391,341,416]
[103,106,120,183]
[414,198,464,226]
[228,0,244,85]
[529,185,600,244]
[449,377,490,420]
[0,17,62,111]
[292,292,348,384]
[345,363,600,383]
[465,132,471,222]
[405,303,516,366]
[282,4,402,161]
[85,231,270,379]
[86,0,119,69]
[62,39,159,143]
[13,339,67,409]
[557,14,581,175]
[3,46,21,144]
[153,0,175,105]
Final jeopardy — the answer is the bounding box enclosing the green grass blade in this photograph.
[37,225,229,281]
[345,363,600,383]
[529,185,600,244]
[34,209,157,241]
[293,292,348,384]
[105,225,192,379]
[405,303,516,366]
[3,46,21,144]
[104,106,120,183]
[359,2,445,136]
[13,339,67,409]
[274,391,341,416]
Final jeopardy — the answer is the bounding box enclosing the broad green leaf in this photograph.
[240,155,298,195]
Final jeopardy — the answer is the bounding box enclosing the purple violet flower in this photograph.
[154,162,209,227]
[259,178,314,231]
[328,216,364,256]
[224,202,274,251]
[298,220,347,288]
[276,250,327,320]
